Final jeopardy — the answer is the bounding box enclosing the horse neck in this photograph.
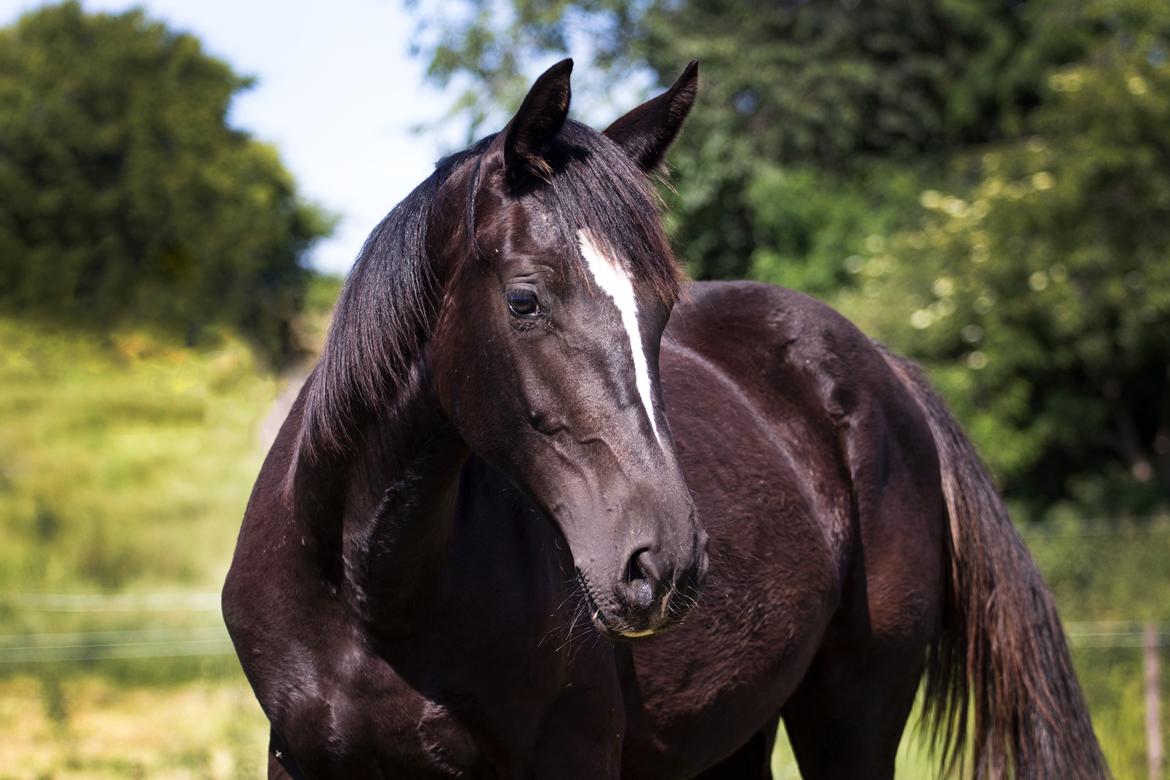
[298,362,470,635]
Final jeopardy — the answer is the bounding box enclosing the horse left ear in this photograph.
[502,58,573,185]
[604,61,698,172]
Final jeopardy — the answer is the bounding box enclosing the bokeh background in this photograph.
[1,0,1168,777]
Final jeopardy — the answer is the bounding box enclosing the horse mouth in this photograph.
[575,572,661,641]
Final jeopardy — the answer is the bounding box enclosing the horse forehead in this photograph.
[486,202,657,306]
[577,229,632,296]
[574,229,662,306]
[577,227,663,444]
[496,198,556,248]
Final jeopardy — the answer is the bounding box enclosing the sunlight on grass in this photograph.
[0,318,277,596]
[0,318,279,778]
[0,675,267,779]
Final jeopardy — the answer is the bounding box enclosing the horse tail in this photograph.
[881,349,1109,779]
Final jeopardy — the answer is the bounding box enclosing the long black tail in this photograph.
[883,350,1109,779]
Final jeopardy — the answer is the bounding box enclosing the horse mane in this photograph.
[293,119,683,471]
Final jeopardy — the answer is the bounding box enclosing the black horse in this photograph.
[223,61,1108,778]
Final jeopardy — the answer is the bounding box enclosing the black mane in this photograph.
[296,120,682,466]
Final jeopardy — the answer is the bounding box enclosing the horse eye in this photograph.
[506,287,541,318]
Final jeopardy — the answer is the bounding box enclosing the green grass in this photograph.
[0,319,277,596]
[0,675,267,779]
[0,317,276,777]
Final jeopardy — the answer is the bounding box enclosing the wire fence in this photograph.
[0,591,226,664]
[0,624,233,664]
[8,592,222,611]
[0,594,1168,663]
[1,520,1167,661]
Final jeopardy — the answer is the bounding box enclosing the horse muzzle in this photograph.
[581,526,709,640]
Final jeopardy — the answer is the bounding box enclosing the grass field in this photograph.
[0,316,276,778]
[0,320,276,596]
[0,675,267,779]
[0,310,1166,778]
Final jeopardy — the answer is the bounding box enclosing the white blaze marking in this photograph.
[577,228,662,446]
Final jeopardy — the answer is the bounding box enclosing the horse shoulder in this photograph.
[665,281,879,561]
[224,381,620,775]
[668,281,945,638]
[670,280,937,504]
[222,381,455,774]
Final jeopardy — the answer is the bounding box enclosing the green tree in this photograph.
[841,0,1170,517]
[0,2,333,360]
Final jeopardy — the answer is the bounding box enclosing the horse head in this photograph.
[429,60,707,638]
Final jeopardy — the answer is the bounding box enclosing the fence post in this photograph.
[1148,622,1163,780]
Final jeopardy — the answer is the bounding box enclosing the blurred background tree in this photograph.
[0,2,333,362]
[413,0,1095,287]
[412,0,1170,521]
[842,0,1170,518]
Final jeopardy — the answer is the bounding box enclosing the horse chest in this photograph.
[349,614,578,773]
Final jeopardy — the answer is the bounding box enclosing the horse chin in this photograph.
[589,611,660,642]
[587,600,663,641]
[574,570,666,640]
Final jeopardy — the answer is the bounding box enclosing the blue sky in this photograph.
[0,0,458,274]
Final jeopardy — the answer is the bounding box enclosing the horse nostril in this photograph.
[622,548,658,611]
[632,547,667,582]
[624,547,647,583]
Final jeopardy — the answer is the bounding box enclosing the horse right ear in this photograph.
[501,58,573,185]
[604,61,698,172]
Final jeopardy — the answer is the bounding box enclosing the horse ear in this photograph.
[502,58,573,184]
[604,61,698,172]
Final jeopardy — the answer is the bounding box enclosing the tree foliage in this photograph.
[413,0,1094,286]
[0,2,332,360]
[842,0,1170,516]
